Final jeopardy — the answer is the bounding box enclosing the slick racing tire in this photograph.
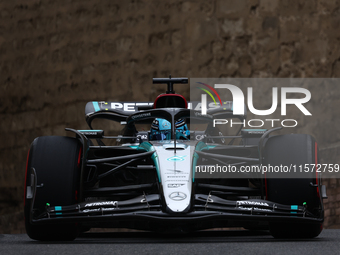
[24,136,81,241]
[264,134,323,239]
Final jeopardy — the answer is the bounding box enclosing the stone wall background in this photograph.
[1,0,340,233]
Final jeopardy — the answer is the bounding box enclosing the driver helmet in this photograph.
[150,118,190,140]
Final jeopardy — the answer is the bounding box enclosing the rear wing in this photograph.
[85,101,154,116]
[85,101,241,115]
[85,101,245,128]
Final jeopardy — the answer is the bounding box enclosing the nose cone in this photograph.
[153,141,194,213]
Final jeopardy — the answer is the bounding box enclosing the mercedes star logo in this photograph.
[169,192,187,201]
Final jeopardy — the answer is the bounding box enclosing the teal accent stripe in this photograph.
[93,102,100,112]
[137,142,161,182]
[291,205,298,210]
[195,142,215,151]
[151,153,161,182]
[192,152,199,182]
[192,142,214,182]
[55,206,62,216]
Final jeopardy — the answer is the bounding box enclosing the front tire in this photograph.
[264,134,323,238]
[24,136,81,241]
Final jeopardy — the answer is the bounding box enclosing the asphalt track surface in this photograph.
[1,229,339,255]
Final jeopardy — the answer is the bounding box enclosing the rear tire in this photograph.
[264,134,323,238]
[24,136,81,241]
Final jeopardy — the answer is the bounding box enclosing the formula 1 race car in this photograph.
[24,77,326,241]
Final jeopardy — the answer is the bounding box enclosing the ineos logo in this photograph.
[167,156,186,161]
